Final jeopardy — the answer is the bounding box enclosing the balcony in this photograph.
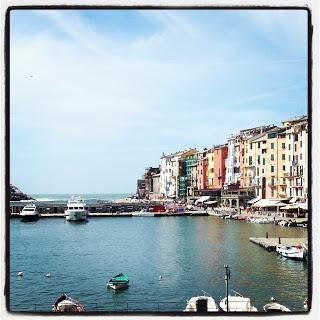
[268,183,277,188]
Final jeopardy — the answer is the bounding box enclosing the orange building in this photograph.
[212,144,228,189]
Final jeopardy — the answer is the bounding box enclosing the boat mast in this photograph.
[224,264,230,312]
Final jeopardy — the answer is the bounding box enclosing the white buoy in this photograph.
[46,273,51,277]
[159,275,162,280]
[17,272,23,276]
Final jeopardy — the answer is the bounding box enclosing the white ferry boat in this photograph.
[20,204,40,222]
[64,196,88,221]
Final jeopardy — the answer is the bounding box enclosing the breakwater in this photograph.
[10,201,164,215]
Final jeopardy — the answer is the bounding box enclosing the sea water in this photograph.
[9,216,308,313]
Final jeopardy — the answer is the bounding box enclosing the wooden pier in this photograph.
[249,237,307,251]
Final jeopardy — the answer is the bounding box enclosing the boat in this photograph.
[64,196,88,221]
[219,291,257,312]
[52,293,84,312]
[20,204,40,222]
[276,244,306,260]
[263,297,291,312]
[107,273,129,290]
[132,209,154,217]
[184,293,219,312]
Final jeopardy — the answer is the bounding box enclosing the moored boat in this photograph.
[276,244,306,260]
[132,209,154,217]
[219,291,257,312]
[184,293,219,312]
[20,204,40,222]
[263,297,291,312]
[64,196,88,221]
[107,273,129,290]
[52,293,84,312]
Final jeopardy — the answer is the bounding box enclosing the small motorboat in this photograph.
[46,273,51,277]
[132,209,154,217]
[107,273,129,290]
[276,244,306,260]
[184,292,219,312]
[219,291,257,312]
[17,272,23,277]
[263,297,291,312]
[20,204,40,222]
[52,293,84,312]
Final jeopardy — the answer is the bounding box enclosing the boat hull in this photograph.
[184,296,219,312]
[64,210,88,221]
[20,214,40,222]
[107,282,129,290]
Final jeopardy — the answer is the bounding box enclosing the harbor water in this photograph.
[9,216,308,312]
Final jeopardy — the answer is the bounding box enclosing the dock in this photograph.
[249,237,307,251]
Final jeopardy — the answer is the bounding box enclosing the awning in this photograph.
[252,199,286,208]
[247,197,261,204]
[297,202,308,210]
[281,204,298,210]
[195,196,210,204]
[204,200,218,205]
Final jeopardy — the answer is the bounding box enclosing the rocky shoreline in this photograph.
[10,184,34,201]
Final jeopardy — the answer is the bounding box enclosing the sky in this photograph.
[10,9,308,194]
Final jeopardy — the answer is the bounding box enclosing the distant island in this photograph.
[10,184,34,201]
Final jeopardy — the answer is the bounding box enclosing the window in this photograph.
[271,165,274,173]
[282,143,285,149]
[288,134,291,140]
[300,141,302,148]
[288,144,291,150]
[258,142,261,148]
[282,154,285,160]
[300,154,302,160]
[289,155,291,161]
[263,158,265,165]
[294,144,297,152]
[257,155,260,165]
[271,177,275,186]
[271,143,274,149]
[271,154,274,161]
[283,165,286,171]
[262,168,264,174]
[271,189,274,197]
[282,178,286,184]
[257,168,259,176]
[268,132,277,139]
[249,156,253,165]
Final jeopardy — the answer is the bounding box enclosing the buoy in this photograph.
[159,275,162,280]
[17,272,23,276]
[46,273,51,277]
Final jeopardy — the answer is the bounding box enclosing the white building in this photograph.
[159,153,175,197]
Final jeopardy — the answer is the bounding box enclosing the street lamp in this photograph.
[224,265,231,312]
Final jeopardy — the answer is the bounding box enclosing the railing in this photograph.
[14,298,308,313]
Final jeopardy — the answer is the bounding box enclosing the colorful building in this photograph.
[212,144,228,189]
[197,149,208,192]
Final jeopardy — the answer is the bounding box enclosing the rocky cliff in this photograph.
[10,184,34,201]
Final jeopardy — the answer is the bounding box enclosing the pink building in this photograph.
[197,150,208,191]
[213,145,228,189]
